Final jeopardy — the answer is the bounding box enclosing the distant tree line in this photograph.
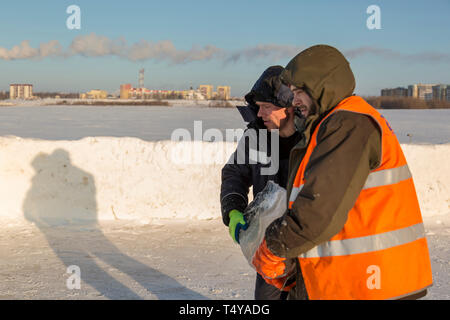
[208,100,234,108]
[0,91,9,100]
[146,92,184,100]
[34,92,80,99]
[0,91,82,100]
[57,100,170,106]
[364,96,450,109]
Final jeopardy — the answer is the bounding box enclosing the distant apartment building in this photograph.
[199,85,213,99]
[383,83,450,101]
[216,86,231,100]
[120,84,132,99]
[10,84,33,99]
[408,84,418,98]
[432,84,449,101]
[424,93,433,101]
[128,87,147,99]
[417,84,435,100]
[118,83,231,100]
[125,87,186,99]
[200,85,232,100]
[381,87,408,97]
[80,89,108,99]
[407,84,435,100]
[182,89,205,100]
[405,84,435,100]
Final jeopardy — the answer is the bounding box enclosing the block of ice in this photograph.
[239,181,287,268]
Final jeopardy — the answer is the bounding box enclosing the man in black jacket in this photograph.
[220,65,302,300]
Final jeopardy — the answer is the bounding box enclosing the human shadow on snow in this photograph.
[23,149,206,299]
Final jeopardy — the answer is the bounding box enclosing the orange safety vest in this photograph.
[288,96,433,300]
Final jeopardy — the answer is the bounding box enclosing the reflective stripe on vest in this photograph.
[289,184,304,203]
[289,164,412,203]
[363,164,411,190]
[299,223,425,258]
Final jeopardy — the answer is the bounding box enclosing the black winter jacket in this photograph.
[220,110,301,226]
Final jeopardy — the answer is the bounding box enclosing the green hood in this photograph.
[281,45,356,192]
[281,45,355,117]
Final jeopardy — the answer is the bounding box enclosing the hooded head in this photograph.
[281,45,355,117]
[245,65,293,109]
[242,65,295,131]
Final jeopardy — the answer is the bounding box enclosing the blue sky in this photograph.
[0,0,449,96]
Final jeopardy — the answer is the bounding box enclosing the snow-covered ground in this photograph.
[0,218,255,300]
[0,106,448,299]
[0,216,447,300]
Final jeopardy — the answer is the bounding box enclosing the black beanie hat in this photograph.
[245,65,293,108]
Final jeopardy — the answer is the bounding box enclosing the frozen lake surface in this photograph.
[0,105,449,144]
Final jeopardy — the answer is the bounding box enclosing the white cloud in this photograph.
[225,44,303,63]
[1,35,448,65]
[343,46,450,63]
[0,40,39,60]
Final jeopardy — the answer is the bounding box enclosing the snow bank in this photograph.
[0,137,448,225]
[400,144,450,218]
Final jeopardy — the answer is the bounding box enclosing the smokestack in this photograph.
[139,68,144,89]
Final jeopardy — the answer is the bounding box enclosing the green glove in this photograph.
[228,209,248,244]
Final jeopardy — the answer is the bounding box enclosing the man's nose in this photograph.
[293,96,302,106]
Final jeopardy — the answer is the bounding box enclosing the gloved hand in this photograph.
[252,239,291,280]
[228,209,248,244]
